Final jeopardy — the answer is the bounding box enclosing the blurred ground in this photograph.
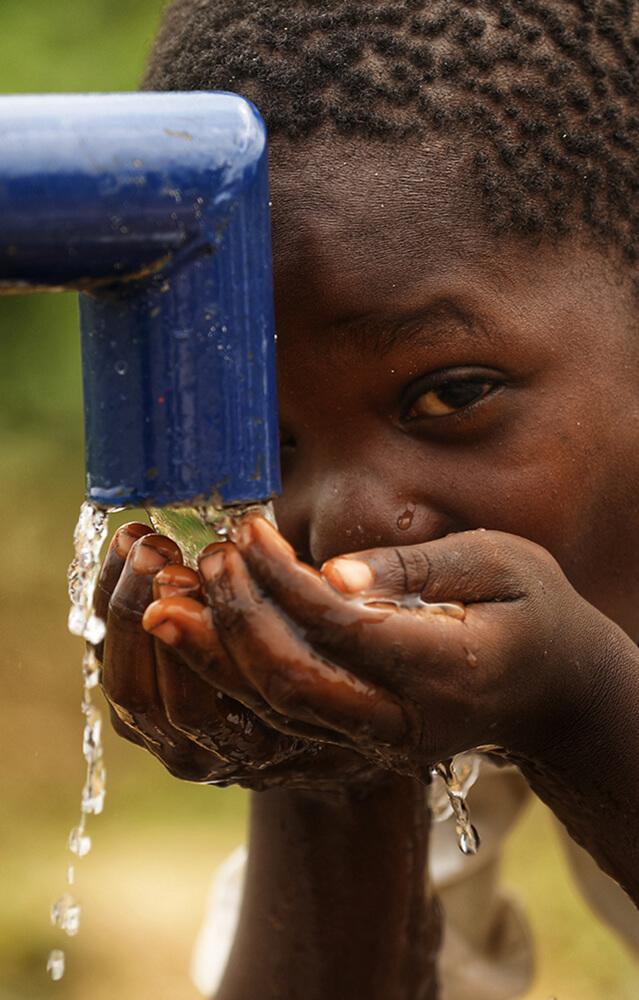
[0,3,637,999]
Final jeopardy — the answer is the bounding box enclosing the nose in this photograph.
[275,462,454,568]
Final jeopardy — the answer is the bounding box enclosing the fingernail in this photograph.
[113,523,151,558]
[155,572,199,599]
[130,537,174,575]
[155,564,198,589]
[323,558,374,593]
[199,549,225,582]
[251,517,295,556]
[148,620,181,645]
[234,520,254,546]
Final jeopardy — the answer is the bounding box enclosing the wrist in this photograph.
[505,619,639,899]
[533,611,636,766]
[218,773,439,1000]
[503,602,626,764]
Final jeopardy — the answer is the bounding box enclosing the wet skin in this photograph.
[98,134,639,997]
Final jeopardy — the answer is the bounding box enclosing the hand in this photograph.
[143,516,606,779]
[97,524,380,790]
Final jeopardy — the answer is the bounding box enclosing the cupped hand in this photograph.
[96,524,379,790]
[143,515,607,779]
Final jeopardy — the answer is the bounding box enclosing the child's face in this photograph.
[267,134,639,639]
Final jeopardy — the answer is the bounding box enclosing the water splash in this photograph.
[430,756,481,856]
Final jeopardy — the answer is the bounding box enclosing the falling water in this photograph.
[48,501,108,981]
[430,755,481,856]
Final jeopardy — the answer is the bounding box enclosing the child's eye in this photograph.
[404,378,499,419]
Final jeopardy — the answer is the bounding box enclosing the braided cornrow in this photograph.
[145,0,639,264]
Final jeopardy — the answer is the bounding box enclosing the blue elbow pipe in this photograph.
[0,92,280,508]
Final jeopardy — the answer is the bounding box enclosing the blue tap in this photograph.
[0,92,280,508]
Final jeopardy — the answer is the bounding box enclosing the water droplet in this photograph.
[82,760,106,815]
[114,360,128,376]
[82,649,101,689]
[47,949,65,981]
[67,865,75,885]
[82,707,102,763]
[68,826,92,858]
[67,605,86,637]
[459,824,481,855]
[84,613,106,646]
[396,504,415,531]
[423,600,466,621]
[51,894,81,936]
[398,594,466,620]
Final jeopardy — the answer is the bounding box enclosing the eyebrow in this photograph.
[327,297,496,357]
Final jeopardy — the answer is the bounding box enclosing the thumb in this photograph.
[321,529,527,605]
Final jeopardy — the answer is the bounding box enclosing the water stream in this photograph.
[48,502,108,980]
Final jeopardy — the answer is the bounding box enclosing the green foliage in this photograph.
[0,0,165,434]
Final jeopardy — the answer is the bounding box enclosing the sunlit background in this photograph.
[0,2,637,998]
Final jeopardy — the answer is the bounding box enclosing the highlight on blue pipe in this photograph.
[0,92,280,508]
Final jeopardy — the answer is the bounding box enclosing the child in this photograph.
[97,1,639,996]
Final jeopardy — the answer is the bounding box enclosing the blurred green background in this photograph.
[0,3,636,998]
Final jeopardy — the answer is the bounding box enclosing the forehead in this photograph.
[267,131,635,344]
[268,132,485,315]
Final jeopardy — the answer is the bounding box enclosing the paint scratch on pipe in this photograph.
[164,128,194,141]
[0,252,173,296]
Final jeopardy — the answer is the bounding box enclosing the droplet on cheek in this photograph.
[465,647,478,668]
[396,503,416,531]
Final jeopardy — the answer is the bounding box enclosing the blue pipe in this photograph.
[0,92,280,508]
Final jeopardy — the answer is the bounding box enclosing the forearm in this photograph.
[215,773,439,1000]
[514,621,639,904]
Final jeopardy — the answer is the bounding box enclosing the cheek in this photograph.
[434,424,639,628]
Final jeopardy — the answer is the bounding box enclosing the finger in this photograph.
[102,533,181,715]
[322,529,530,605]
[94,522,153,659]
[101,538,259,780]
[232,516,473,689]
[107,690,241,783]
[151,568,295,765]
[143,593,358,746]
[206,543,410,748]
[153,563,201,602]
[231,517,385,630]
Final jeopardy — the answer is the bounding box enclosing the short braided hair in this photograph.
[145,0,639,265]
